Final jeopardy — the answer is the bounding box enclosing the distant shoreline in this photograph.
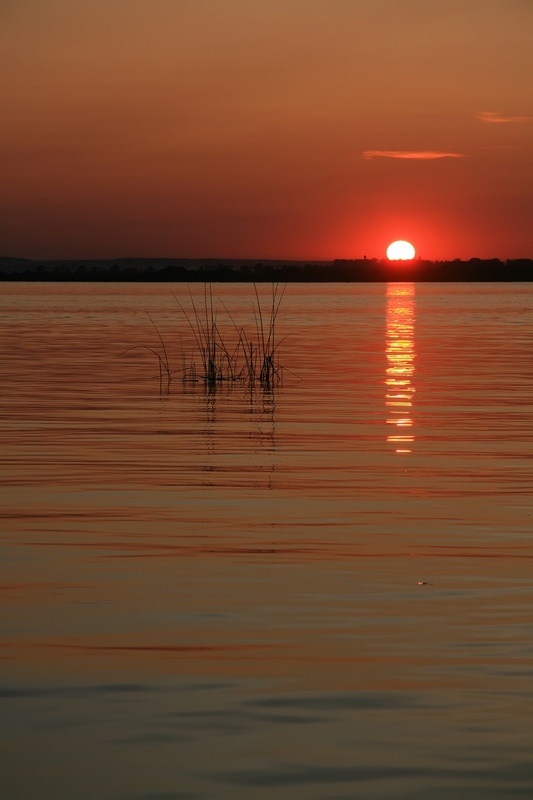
[1,257,532,282]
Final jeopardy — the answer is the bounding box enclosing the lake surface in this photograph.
[1,282,532,799]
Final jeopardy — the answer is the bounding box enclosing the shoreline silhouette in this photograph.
[1,256,532,282]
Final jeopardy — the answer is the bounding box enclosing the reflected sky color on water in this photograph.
[1,283,533,799]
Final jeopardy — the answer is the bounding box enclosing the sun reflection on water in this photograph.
[385,283,415,454]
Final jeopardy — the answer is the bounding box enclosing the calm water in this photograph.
[1,282,532,799]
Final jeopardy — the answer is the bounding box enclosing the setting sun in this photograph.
[387,241,416,261]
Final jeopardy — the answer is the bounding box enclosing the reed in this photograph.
[124,283,289,391]
[254,282,286,389]
[120,311,173,393]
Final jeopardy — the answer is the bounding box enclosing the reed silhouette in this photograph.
[122,283,289,393]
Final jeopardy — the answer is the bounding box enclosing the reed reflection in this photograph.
[385,283,416,454]
[199,386,277,489]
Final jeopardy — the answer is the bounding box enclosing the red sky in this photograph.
[1,0,532,260]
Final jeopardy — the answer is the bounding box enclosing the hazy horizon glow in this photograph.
[1,0,532,261]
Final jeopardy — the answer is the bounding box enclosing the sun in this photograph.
[387,240,415,261]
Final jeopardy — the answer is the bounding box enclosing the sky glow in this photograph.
[0,0,532,260]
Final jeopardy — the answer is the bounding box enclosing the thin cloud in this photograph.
[362,150,465,160]
[476,111,532,124]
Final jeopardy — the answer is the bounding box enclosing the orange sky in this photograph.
[1,0,532,260]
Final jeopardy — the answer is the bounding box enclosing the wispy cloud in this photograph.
[362,150,465,160]
[476,111,532,124]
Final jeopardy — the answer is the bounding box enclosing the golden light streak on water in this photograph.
[386,283,415,454]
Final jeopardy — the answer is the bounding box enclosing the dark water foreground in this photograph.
[1,283,532,799]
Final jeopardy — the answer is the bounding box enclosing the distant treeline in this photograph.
[0,258,532,282]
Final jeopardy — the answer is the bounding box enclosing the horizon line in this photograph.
[2,255,532,264]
